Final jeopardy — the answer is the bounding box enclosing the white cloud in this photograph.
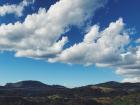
[48,18,129,65]
[136,38,140,43]
[122,77,140,83]
[49,18,140,83]
[0,0,139,83]
[0,0,35,17]
[116,47,140,82]
[0,0,106,59]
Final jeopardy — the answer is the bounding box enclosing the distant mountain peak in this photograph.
[5,80,48,88]
[4,80,67,90]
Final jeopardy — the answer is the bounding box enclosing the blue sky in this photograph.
[0,0,140,87]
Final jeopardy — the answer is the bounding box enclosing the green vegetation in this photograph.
[113,93,140,105]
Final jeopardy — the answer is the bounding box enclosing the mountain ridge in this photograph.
[0,80,140,105]
[1,80,140,89]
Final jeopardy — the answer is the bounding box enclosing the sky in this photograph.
[0,0,140,87]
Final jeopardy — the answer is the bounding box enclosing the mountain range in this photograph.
[0,80,140,105]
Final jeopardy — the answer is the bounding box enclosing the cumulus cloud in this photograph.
[0,0,106,59]
[116,47,140,82]
[0,0,139,83]
[0,0,35,17]
[49,18,140,82]
[48,18,129,65]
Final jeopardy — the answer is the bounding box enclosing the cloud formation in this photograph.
[49,18,140,82]
[0,0,139,83]
[116,47,140,82]
[0,0,106,59]
[49,18,129,65]
[0,0,35,17]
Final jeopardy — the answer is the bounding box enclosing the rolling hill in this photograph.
[0,80,140,105]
